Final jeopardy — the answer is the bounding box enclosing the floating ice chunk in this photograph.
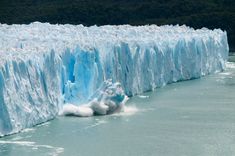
[90,100,109,115]
[60,104,94,117]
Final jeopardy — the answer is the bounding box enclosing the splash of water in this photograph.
[60,80,129,117]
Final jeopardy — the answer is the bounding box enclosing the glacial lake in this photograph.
[0,56,235,156]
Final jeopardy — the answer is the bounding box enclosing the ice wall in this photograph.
[0,22,229,136]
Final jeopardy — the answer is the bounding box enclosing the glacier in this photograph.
[0,22,229,136]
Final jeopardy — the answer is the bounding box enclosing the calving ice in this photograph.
[61,80,128,117]
[0,22,229,136]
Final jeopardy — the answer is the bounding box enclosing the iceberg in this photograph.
[0,22,229,136]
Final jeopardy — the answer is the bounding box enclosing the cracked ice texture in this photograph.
[0,22,229,136]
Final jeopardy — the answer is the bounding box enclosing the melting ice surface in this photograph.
[0,22,229,136]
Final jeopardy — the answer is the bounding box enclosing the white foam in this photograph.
[138,95,150,99]
[36,122,51,127]
[0,140,64,156]
[226,62,235,69]
[60,104,94,117]
[21,128,35,133]
[113,106,139,116]
[219,72,232,76]
[0,140,34,146]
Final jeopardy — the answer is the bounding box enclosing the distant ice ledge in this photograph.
[0,22,229,136]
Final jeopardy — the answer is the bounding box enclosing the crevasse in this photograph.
[0,22,229,136]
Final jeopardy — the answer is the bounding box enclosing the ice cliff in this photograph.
[0,22,229,136]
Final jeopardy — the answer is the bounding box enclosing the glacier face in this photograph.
[0,22,229,136]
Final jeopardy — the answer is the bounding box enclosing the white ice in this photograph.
[0,22,229,136]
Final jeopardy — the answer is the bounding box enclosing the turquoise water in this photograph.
[0,61,235,156]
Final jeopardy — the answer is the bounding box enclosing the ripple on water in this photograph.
[0,140,64,156]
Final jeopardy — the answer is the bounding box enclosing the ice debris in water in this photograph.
[60,80,128,116]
